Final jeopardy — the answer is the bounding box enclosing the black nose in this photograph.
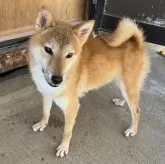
[51,75,63,85]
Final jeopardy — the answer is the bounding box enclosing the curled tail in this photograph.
[101,18,144,48]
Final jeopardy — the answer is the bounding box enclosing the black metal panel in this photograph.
[101,15,165,45]
[104,0,165,27]
[92,0,165,45]
[87,0,97,20]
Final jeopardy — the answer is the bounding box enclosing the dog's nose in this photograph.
[51,75,63,85]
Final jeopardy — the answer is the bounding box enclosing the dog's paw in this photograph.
[32,121,48,132]
[124,127,137,137]
[112,98,125,106]
[56,142,69,157]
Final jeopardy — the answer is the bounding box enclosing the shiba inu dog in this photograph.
[28,9,149,157]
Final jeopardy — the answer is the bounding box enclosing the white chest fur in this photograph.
[54,96,68,111]
[30,65,68,112]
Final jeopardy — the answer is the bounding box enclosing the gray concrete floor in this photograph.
[0,43,165,164]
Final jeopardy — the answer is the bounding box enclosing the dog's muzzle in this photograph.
[42,69,63,87]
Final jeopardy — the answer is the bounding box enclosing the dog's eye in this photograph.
[44,47,53,55]
[66,53,73,58]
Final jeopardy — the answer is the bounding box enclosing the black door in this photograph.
[89,0,165,45]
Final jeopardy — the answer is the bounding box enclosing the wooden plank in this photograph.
[0,19,84,42]
[0,26,34,42]
[0,0,85,32]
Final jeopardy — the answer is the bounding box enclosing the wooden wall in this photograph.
[0,0,85,41]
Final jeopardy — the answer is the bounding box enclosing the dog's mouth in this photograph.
[47,81,59,87]
[42,69,59,88]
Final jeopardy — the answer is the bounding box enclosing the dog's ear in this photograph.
[35,8,55,30]
[73,20,95,44]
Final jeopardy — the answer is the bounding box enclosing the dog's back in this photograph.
[77,18,149,93]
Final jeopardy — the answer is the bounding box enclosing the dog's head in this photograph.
[29,9,94,87]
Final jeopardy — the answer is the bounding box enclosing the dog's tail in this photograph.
[101,18,144,48]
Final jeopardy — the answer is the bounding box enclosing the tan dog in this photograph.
[28,9,149,157]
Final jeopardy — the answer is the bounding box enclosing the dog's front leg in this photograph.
[33,94,53,132]
[56,98,79,157]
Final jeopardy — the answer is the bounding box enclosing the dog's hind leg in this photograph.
[112,98,126,106]
[118,77,142,137]
[112,78,126,107]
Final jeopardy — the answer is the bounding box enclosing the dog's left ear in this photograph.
[74,20,95,44]
[35,9,55,30]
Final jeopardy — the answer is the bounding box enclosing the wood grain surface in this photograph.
[0,0,85,41]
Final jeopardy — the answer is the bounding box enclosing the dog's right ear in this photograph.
[73,20,95,45]
[35,9,55,30]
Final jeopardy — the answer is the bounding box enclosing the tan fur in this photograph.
[101,18,144,48]
[28,9,149,157]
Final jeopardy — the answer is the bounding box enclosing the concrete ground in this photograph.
[0,43,165,164]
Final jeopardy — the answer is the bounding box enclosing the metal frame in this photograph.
[0,37,29,54]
